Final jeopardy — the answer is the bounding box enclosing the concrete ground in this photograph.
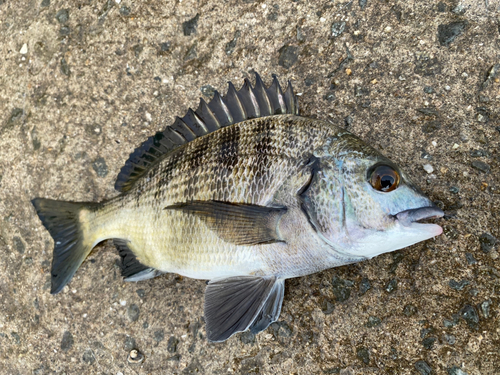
[0,0,499,374]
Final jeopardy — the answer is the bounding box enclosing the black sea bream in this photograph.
[32,73,443,342]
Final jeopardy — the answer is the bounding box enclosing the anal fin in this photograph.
[165,200,287,246]
[204,276,283,342]
[249,278,285,334]
[114,239,164,282]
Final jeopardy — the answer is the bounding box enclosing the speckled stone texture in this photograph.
[0,0,499,374]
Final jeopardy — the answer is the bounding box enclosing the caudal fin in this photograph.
[32,198,99,294]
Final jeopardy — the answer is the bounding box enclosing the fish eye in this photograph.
[369,165,400,192]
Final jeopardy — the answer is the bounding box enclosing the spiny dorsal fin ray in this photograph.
[114,73,299,192]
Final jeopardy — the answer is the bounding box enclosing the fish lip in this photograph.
[394,206,444,227]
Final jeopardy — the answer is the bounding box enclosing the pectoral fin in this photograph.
[165,200,287,245]
[204,276,282,342]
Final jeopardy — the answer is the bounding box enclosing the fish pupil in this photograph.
[380,175,395,191]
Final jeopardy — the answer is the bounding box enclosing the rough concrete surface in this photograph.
[0,0,499,374]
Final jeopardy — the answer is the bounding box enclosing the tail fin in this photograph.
[32,198,99,294]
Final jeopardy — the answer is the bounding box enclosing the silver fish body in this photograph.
[32,74,443,342]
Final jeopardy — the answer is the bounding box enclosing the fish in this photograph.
[32,73,444,342]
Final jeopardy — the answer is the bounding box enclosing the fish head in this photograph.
[306,130,443,259]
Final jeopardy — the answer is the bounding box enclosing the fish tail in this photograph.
[32,198,101,294]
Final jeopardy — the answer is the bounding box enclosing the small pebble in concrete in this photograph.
[92,157,108,178]
[422,121,441,133]
[420,327,434,338]
[225,31,240,55]
[324,92,336,101]
[331,277,353,302]
[331,21,346,37]
[11,332,20,345]
[320,298,335,315]
[55,9,69,24]
[356,347,370,364]
[366,316,381,328]
[471,160,490,173]
[465,253,476,264]
[359,277,371,295]
[344,115,353,128]
[13,236,25,254]
[9,108,24,124]
[423,164,434,174]
[460,304,479,330]
[421,151,432,160]
[124,336,136,351]
[278,45,298,69]
[385,278,397,293]
[240,330,255,344]
[127,304,140,322]
[447,367,469,375]
[443,333,456,345]
[443,314,459,328]
[422,336,437,350]
[449,279,469,291]
[480,300,492,318]
[200,85,215,98]
[154,330,164,343]
[61,331,74,352]
[183,14,199,36]
[438,21,467,46]
[415,360,433,375]
[270,321,293,337]
[481,64,500,90]
[158,42,171,55]
[296,26,305,42]
[451,4,467,15]
[479,233,497,253]
[60,58,70,76]
[82,349,95,364]
[119,5,131,16]
[59,26,70,36]
[167,336,179,353]
[403,304,417,317]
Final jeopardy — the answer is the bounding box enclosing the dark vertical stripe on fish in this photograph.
[218,125,240,170]
[252,120,276,195]
[153,149,184,201]
[189,134,211,170]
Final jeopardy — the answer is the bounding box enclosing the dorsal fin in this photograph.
[114,72,299,193]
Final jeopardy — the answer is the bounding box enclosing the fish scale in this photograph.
[32,73,443,342]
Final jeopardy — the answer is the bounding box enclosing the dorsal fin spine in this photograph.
[272,75,287,114]
[283,80,296,114]
[225,82,247,123]
[209,91,233,127]
[114,73,298,193]
[253,73,272,116]
[191,109,209,133]
[241,78,260,118]
[196,98,221,131]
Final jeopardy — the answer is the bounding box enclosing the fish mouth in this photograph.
[395,206,444,229]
